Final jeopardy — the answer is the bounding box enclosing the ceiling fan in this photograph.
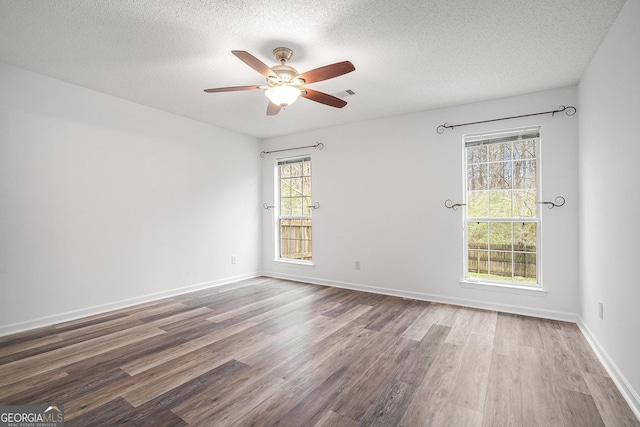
[204,47,355,116]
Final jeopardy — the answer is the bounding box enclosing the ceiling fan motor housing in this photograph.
[269,64,302,86]
[273,47,293,63]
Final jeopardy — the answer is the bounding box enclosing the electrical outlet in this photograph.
[355,261,361,270]
[231,255,237,265]
[599,302,604,320]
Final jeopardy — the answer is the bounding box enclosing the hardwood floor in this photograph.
[1,277,638,426]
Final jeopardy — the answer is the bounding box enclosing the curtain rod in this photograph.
[436,105,576,134]
[260,142,324,158]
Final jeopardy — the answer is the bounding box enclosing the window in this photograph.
[464,127,540,286]
[276,156,313,262]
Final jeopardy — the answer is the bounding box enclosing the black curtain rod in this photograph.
[260,142,324,158]
[436,105,576,134]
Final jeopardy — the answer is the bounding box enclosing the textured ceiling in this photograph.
[0,0,626,139]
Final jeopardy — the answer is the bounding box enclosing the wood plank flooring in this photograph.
[1,277,638,426]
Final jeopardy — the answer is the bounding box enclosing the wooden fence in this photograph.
[280,221,312,260]
[468,243,536,280]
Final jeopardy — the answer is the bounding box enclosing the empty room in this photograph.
[1,0,639,426]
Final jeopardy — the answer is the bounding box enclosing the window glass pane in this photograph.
[280,197,291,216]
[467,164,488,190]
[303,196,313,216]
[467,250,488,278]
[291,177,303,195]
[489,222,513,250]
[489,162,512,190]
[303,161,311,176]
[467,221,488,250]
[488,251,513,281]
[514,253,537,283]
[280,238,291,258]
[488,142,511,162]
[489,190,512,217]
[291,238,301,259]
[467,191,489,217]
[281,179,291,197]
[280,218,292,234]
[513,160,536,189]
[513,190,537,218]
[467,145,487,164]
[291,197,303,216]
[514,222,537,252]
[514,139,536,160]
[291,162,302,177]
[302,219,312,238]
[303,240,312,260]
[303,177,311,195]
[280,164,291,178]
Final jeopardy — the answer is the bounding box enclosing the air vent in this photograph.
[332,89,356,98]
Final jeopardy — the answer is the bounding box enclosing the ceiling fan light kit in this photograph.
[204,47,355,115]
[265,85,301,107]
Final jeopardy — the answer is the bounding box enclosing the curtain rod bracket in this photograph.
[445,199,467,210]
[537,196,565,209]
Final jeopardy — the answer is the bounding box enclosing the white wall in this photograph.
[262,86,579,320]
[578,0,640,415]
[0,63,262,333]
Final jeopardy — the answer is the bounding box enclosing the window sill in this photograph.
[274,259,315,269]
[459,280,548,296]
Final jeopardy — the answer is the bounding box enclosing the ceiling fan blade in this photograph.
[204,85,261,93]
[298,61,355,84]
[267,102,282,116]
[232,50,276,78]
[301,89,348,108]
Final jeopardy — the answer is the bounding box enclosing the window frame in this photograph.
[274,155,314,265]
[461,126,543,289]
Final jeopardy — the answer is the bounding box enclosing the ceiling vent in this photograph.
[332,89,356,98]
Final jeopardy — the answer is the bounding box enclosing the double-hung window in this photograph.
[464,127,540,286]
[277,156,313,262]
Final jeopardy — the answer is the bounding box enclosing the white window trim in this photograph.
[461,126,543,290]
[273,258,316,268]
[459,279,548,296]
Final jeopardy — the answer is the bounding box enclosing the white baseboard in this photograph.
[261,271,578,322]
[0,272,260,337]
[578,319,640,421]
